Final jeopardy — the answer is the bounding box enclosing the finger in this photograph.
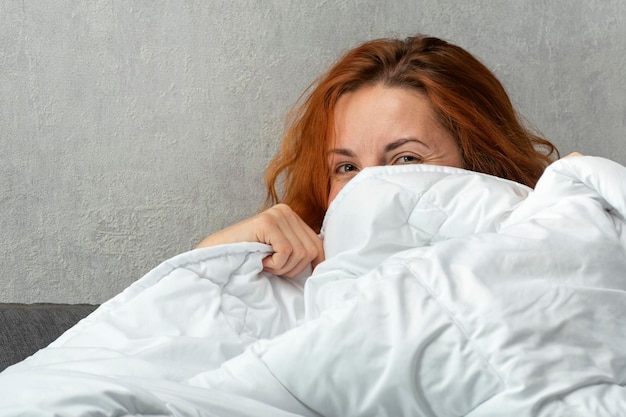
[262,220,307,274]
[262,244,292,272]
[275,208,324,273]
[257,208,303,273]
[272,236,322,277]
[261,205,322,276]
[262,234,323,277]
[270,236,324,278]
[311,237,325,269]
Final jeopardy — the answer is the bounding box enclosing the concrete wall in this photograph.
[2,0,625,303]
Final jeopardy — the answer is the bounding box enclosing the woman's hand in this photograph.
[196,204,324,278]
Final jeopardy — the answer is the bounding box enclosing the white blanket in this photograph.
[1,157,625,416]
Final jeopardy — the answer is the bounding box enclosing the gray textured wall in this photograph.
[2,1,625,304]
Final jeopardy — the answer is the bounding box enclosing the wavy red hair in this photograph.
[264,35,559,232]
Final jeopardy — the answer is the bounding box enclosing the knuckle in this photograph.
[295,243,317,262]
[281,245,294,257]
[291,246,306,261]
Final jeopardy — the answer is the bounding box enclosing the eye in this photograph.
[393,155,422,165]
[335,163,360,174]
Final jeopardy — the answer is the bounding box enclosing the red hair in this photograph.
[264,35,559,232]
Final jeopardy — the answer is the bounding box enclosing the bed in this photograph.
[0,156,624,416]
[0,304,97,372]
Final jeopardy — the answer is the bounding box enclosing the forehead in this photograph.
[332,84,441,146]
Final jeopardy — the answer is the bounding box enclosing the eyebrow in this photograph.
[384,138,429,152]
[327,148,356,157]
[328,138,428,157]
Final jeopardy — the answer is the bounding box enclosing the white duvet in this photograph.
[1,156,625,416]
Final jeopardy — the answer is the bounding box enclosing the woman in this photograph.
[197,35,559,277]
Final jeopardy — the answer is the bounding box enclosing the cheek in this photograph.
[327,183,344,207]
